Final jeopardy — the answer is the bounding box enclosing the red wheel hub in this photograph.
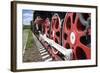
[62,13,91,60]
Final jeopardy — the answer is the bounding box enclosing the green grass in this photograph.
[23,25,31,29]
[25,29,34,49]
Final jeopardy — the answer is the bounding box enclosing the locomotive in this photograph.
[31,11,91,61]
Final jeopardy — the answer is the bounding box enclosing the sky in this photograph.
[23,10,33,25]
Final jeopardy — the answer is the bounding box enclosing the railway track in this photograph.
[32,33,53,62]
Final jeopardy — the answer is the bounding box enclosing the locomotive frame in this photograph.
[11,1,98,72]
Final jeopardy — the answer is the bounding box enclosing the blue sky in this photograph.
[23,10,33,25]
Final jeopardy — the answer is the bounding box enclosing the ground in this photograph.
[23,29,43,62]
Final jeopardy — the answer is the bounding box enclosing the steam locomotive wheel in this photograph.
[62,13,91,60]
[50,14,61,55]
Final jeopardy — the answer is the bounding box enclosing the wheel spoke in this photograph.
[52,47,58,54]
[78,30,86,37]
[73,13,79,30]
